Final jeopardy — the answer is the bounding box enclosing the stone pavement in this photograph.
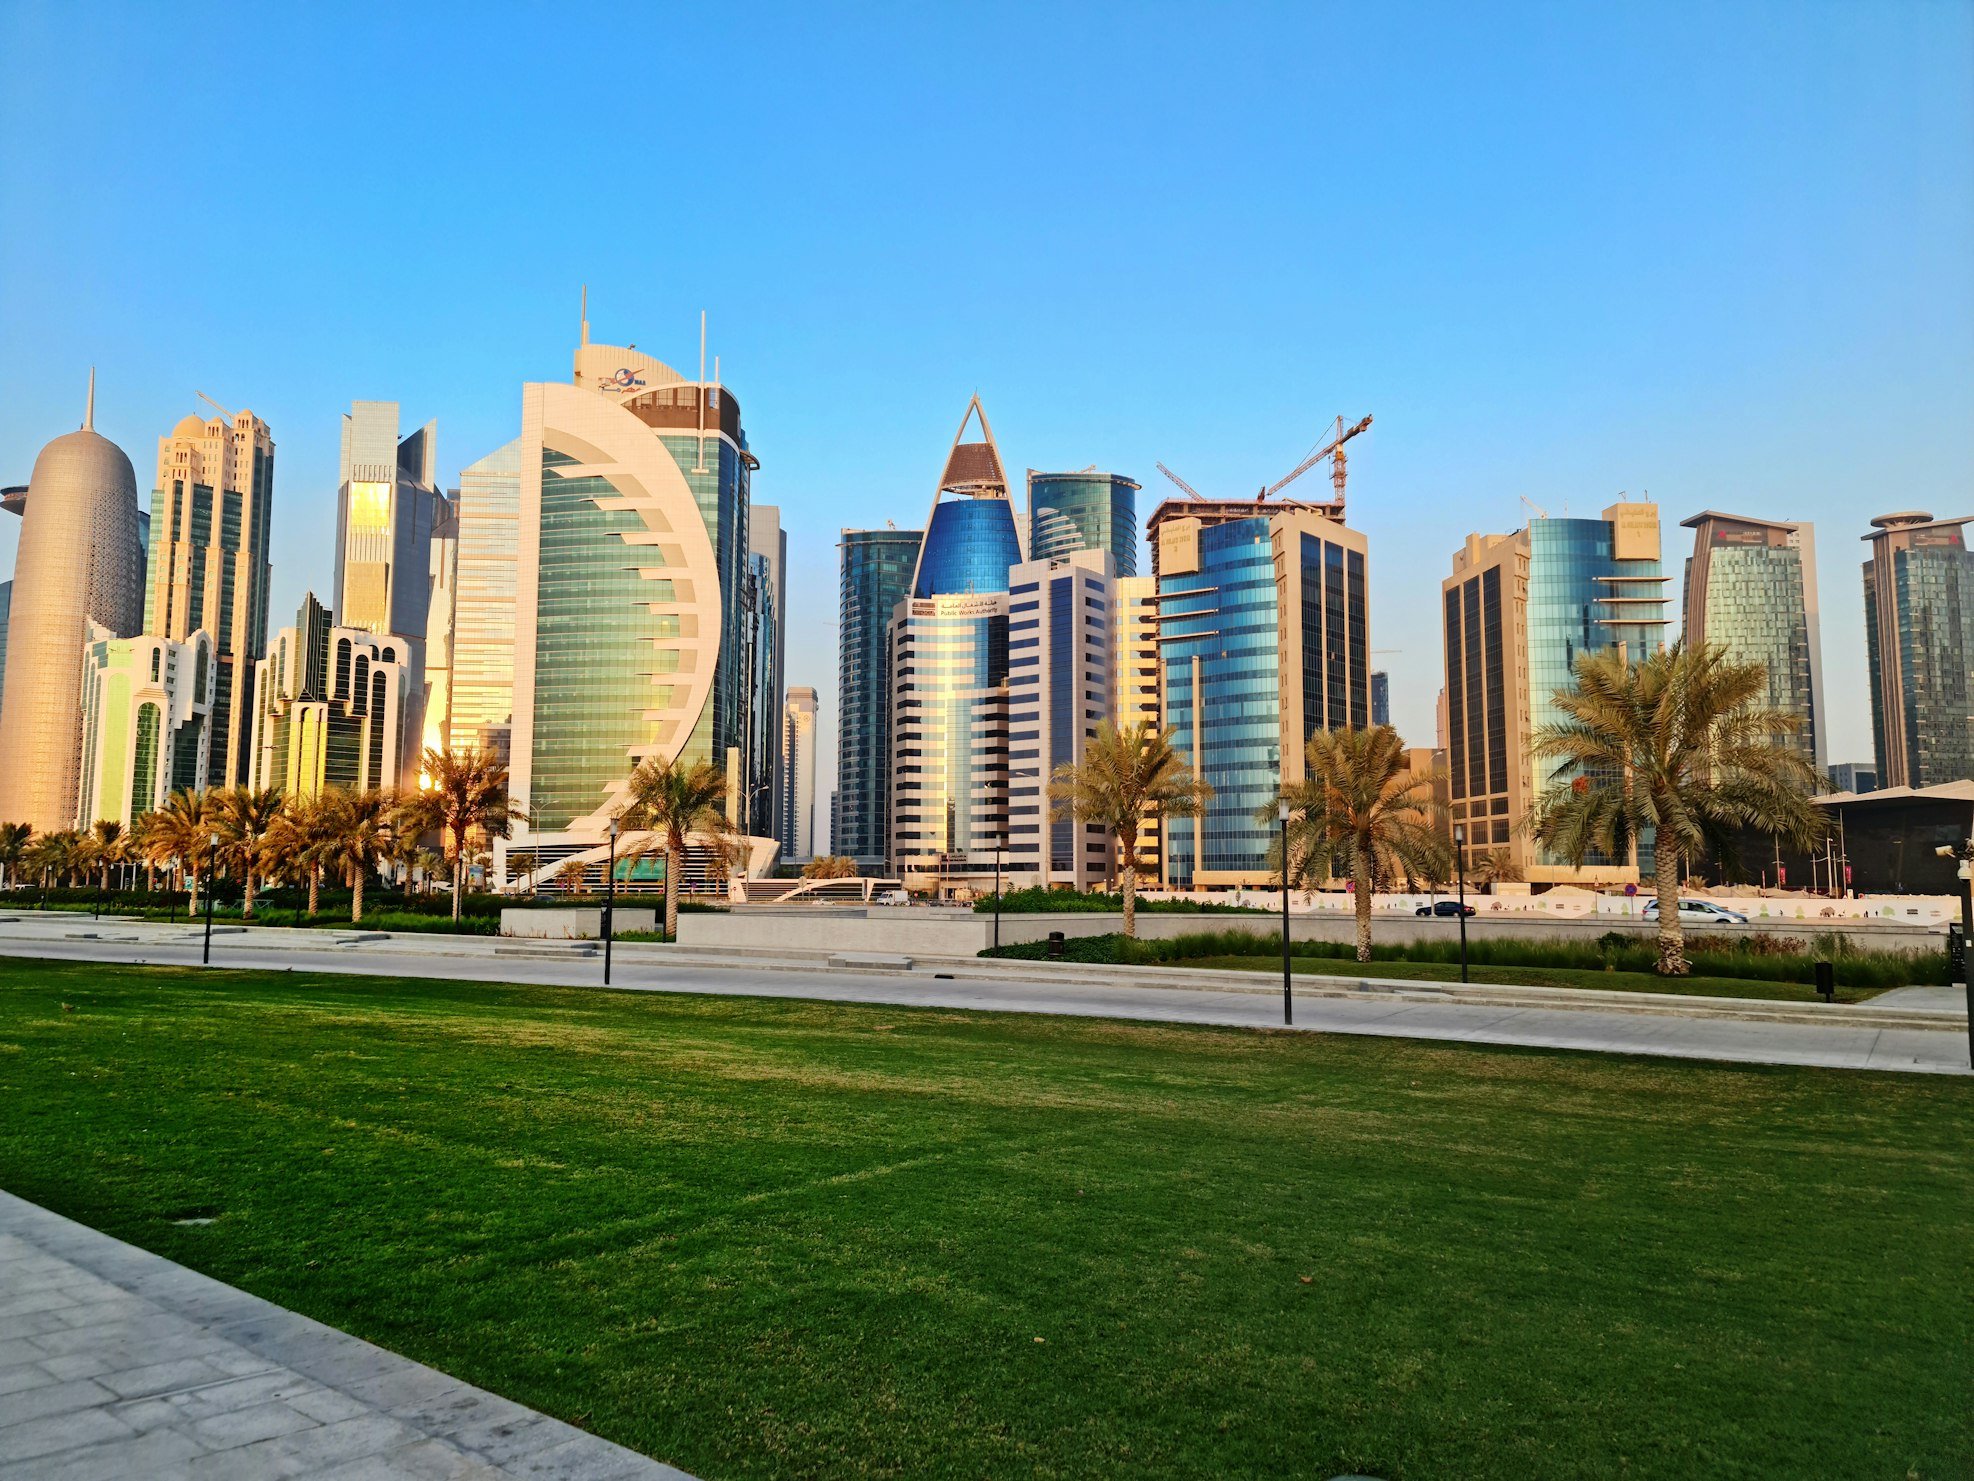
[0,1190,696,1480]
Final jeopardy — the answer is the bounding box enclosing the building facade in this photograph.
[422,492,459,763]
[1862,512,1974,790]
[0,579,11,719]
[1371,669,1390,727]
[0,380,145,832]
[1681,510,1822,765]
[1441,503,1668,882]
[1151,501,1371,887]
[1828,762,1878,795]
[740,505,786,841]
[1028,469,1140,576]
[145,405,274,791]
[501,329,759,884]
[1005,550,1117,889]
[77,625,215,827]
[248,593,412,799]
[836,527,923,868]
[448,439,522,763]
[779,685,818,862]
[889,398,1020,889]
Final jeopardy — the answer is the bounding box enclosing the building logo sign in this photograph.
[600,368,646,394]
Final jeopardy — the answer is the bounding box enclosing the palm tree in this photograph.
[214,787,283,919]
[1531,641,1824,976]
[264,794,339,917]
[801,854,860,880]
[0,822,29,891]
[553,857,590,896]
[314,789,396,923]
[141,790,212,909]
[22,832,69,888]
[1046,719,1211,939]
[618,757,737,938]
[85,820,126,892]
[1266,724,1448,963]
[393,748,518,921]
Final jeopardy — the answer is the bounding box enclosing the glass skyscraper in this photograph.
[1680,511,1822,765]
[891,397,1018,888]
[1028,470,1140,576]
[1442,503,1668,882]
[1862,511,1974,789]
[145,405,274,791]
[836,527,922,867]
[500,328,758,883]
[1153,502,1371,887]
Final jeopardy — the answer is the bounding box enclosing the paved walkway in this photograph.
[1,915,1966,1075]
[0,1190,695,1480]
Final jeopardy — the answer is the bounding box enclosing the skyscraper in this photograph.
[1681,511,1822,765]
[0,578,12,719]
[145,402,274,791]
[501,322,758,881]
[890,398,1021,889]
[1862,511,1974,789]
[779,685,818,862]
[334,401,444,788]
[449,439,522,762]
[1005,549,1117,890]
[76,625,214,827]
[1441,503,1669,881]
[1028,469,1140,575]
[742,504,787,841]
[248,593,413,799]
[836,526,922,869]
[1151,498,1372,887]
[422,492,460,761]
[1371,670,1390,728]
[0,377,144,831]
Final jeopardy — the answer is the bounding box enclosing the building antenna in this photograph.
[695,311,708,472]
[580,285,589,346]
[84,367,95,431]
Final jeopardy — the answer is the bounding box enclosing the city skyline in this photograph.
[2,4,1970,840]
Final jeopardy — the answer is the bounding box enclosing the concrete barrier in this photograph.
[500,906,656,939]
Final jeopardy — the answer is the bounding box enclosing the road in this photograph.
[2,912,1966,1076]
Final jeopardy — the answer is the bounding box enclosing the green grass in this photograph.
[0,959,1967,1480]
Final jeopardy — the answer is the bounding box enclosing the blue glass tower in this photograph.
[1028,470,1140,576]
[836,526,921,866]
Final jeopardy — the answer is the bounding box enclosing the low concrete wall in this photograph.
[675,904,1948,958]
[501,906,657,939]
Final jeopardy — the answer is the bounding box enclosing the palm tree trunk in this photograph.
[1654,850,1687,976]
[1120,858,1137,940]
[452,826,465,922]
[1353,850,1373,963]
[664,845,681,939]
[308,865,320,918]
[351,867,365,924]
[243,867,256,919]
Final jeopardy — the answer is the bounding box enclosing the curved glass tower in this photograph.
[1028,470,1140,575]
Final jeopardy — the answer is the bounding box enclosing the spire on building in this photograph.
[84,367,95,431]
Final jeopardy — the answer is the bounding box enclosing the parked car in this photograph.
[1643,899,1750,924]
[873,890,912,907]
[1415,900,1477,917]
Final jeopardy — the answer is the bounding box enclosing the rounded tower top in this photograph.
[1870,511,1935,530]
[28,425,138,498]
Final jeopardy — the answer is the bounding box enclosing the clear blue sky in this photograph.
[3,1,1969,832]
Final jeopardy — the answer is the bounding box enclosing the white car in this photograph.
[1643,899,1749,925]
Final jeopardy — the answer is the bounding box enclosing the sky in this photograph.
[2,1,1969,842]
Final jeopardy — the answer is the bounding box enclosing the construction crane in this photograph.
[1259,414,1372,502]
[196,391,235,421]
[1155,415,1373,507]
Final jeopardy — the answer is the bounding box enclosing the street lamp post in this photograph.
[1937,837,1974,1069]
[1279,801,1293,1025]
[202,832,219,966]
[604,819,620,987]
[993,835,1003,950]
[1453,824,1470,984]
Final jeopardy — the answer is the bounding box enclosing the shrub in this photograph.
[973,887,1266,916]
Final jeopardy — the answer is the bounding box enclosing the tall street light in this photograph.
[604,819,620,986]
[1279,799,1293,1026]
[202,832,219,966]
[1452,823,1469,984]
[993,834,1004,950]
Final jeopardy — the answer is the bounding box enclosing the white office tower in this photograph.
[779,686,817,861]
[1005,548,1119,890]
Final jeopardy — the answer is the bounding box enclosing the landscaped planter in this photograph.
[500,906,657,939]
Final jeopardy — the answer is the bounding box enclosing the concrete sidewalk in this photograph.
[0,915,1966,1075]
[0,1190,695,1480]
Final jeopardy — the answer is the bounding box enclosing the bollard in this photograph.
[1047,931,1065,959]
[1815,960,1835,1004]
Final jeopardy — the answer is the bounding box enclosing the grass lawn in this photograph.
[1183,955,1886,1003]
[0,959,1967,1480]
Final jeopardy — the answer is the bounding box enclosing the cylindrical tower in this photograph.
[0,380,142,831]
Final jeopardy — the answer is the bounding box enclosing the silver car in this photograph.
[1643,899,1750,924]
